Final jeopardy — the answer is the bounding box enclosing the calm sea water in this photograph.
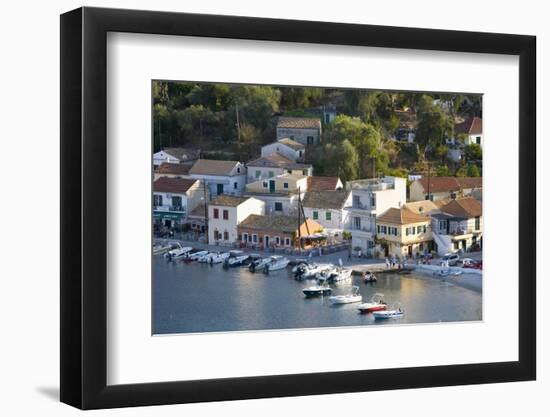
[153,256,482,334]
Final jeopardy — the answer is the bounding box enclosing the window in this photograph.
[268,171,274,178]
[233,182,238,190]
[255,170,261,178]
[439,220,448,232]
[285,238,290,246]
[302,169,308,176]
[370,194,376,208]
[307,136,314,144]
[242,233,248,242]
[252,234,258,243]
[283,182,289,189]
[299,150,303,158]
[263,181,268,188]
[153,194,163,207]
[223,231,229,240]
[213,208,219,219]
[325,114,330,123]
[289,135,294,140]
[325,211,332,221]
[354,217,361,229]
[476,136,481,144]
[223,210,228,220]
[353,195,361,208]
[237,167,241,174]
[313,211,319,220]
[216,183,224,195]
[274,202,283,212]
[172,196,182,209]
[475,216,481,231]
[275,236,280,245]
[214,230,219,240]
[248,234,252,242]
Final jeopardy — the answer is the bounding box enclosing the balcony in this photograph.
[154,205,186,213]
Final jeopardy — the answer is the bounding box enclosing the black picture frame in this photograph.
[60,6,536,410]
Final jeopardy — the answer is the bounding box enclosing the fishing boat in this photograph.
[164,245,193,261]
[357,293,387,313]
[362,271,377,283]
[302,283,332,297]
[329,286,362,305]
[263,256,290,273]
[372,303,404,320]
[249,256,271,272]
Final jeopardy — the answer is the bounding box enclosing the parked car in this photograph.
[459,258,483,270]
[441,253,460,266]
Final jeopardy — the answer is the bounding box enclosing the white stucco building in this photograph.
[344,176,407,256]
[276,117,322,145]
[246,153,312,182]
[152,147,200,168]
[261,138,305,161]
[153,177,202,229]
[302,190,352,232]
[207,195,265,245]
[189,159,247,197]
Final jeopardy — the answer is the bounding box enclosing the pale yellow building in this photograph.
[375,207,432,259]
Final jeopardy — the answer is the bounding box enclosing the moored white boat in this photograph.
[329,286,362,304]
[294,263,332,279]
[263,256,290,273]
[249,257,271,272]
[224,251,250,267]
[153,242,176,255]
[372,303,404,320]
[209,252,230,264]
[187,250,209,261]
[358,293,387,313]
[302,283,332,297]
[164,245,193,260]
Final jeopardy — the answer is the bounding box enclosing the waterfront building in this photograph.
[344,176,407,256]
[189,159,247,197]
[152,147,200,168]
[237,214,324,249]
[153,177,202,229]
[375,207,432,259]
[260,138,305,162]
[244,173,308,216]
[455,116,483,146]
[208,195,265,245]
[276,117,322,145]
[302,190,352,232]
[429,197,483,255]
[409,176,482,202]
[246,153,312,182]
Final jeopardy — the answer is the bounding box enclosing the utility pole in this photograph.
[203,181,209,244]
[297,187,302,249]
[372,156,376,179]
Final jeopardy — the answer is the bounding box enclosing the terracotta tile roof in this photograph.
[307,176,342,191]
[277,117,321,130]
[247,153,311,170]
[302,190,350,210]
[455,117,482,135]
[416,176,483,193]
[155,162,192,175]
[277,137,305,150]
[209,195,250,207]
[377,207,430,225]
[189,159,241,176]
[439,197,482,219]
[238,214,321,234]
[456,177,482,189]
[162,147,200,161]
[404,200,439,215]
[153,177,198,194]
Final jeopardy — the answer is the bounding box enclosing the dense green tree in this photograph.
[313,139,358,182]
[467,164,481,177]
[415,96,454,159]
[435,164,451,176]
[463,143,482,162]
[280,87,323,109]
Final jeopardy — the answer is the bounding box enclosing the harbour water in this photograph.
[153,256,482,335]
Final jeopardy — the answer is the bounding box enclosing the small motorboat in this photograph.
[357,293,387,313]
[294,263,333,279]
[223,251,249,267]
[373,303,404,320]
[362,271,377,283]
[263,256,290,273]
[209,252,230,264]
[186,250,209,261]
[329,267,353,283]
[153,242,175,255]
[249,257,271,272]
[164,245,193,261]
[302,283,332,297]
[197,252,214,263]
[329,286,362,305]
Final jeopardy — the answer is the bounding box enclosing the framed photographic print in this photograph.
[60,6,536,409]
